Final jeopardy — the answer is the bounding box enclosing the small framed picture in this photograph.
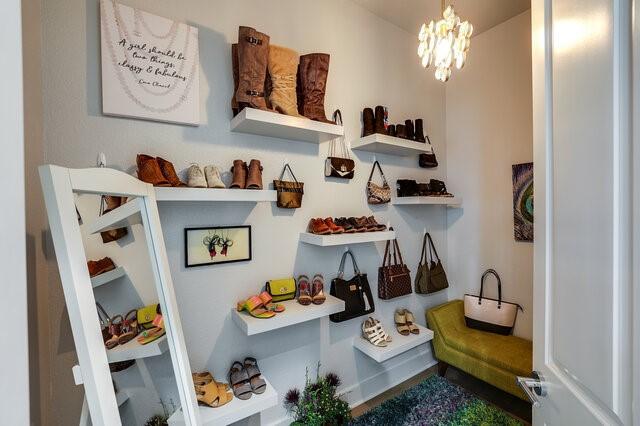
[184,226,252,268]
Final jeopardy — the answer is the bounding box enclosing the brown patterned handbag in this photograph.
[378,231,413,299]
[273,163,304,209]
[367,161,391,204]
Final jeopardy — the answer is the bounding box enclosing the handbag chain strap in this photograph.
[338,249,360,278]
[279,163,299,183]
[367,160,388,186]
[479,269,502,306]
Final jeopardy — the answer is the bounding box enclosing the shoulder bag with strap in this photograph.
[378,231,412,299]
[419,135,438,168]
[367,160,391,204]
[325,110,355,179]
[330,249,374,322]
[273,163,304,209]
[415,232,449,294]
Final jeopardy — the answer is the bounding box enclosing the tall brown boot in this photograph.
[268,45,304,117]
[374,106,386,134]
[362,108,375,137]
[297,53,334,124]
[236,26,270,111]
[246,159,263,190]
[230,160,248,189]
[231,43,239,116]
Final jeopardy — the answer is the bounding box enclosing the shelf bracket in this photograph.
[72,364,84,385]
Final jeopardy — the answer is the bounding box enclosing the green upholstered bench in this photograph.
[426,300,532,400]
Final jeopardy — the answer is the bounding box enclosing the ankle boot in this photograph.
[231,43,239,116]
[374,106,386,134]
[236,26,270,111]
[268,45,304,117]
[388,124,396,137]
[230,160,248,189]
[137,154,170,187]
[405,120,415,140]
[246,159,263,189]
[297,53,335,123]
[395,124,407,139]
[362,108,375,137]
[414,119,426,142]
[156,157,187,187]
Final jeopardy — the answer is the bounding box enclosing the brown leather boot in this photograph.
[136,154,170,187]
[246,159,263,190]
[388,124,397,137]
[374,106,386,134]
[156,157,186,187]
[235,26,270,111]
[230,160,248,189]
[268,45,304,117]
[297,53,335,123]
[231,43,239,116]
[414,118,426,142]
[395,124,407,139]
[362,108,375,137]
[405,120,415,140]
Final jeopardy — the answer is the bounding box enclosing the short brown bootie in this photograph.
[374,106,386,135]
[230,160,248,189]
[246,159,263,190]
[362,108,375,137]
[136,154,170,187]
[405,120,415,141]
[156,157,186,187]
[414,119,426,142]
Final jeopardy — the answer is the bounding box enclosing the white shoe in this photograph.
[204,165,225,188]
[187,164,207,188]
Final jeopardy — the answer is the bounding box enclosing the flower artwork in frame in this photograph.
[185,226,251,267]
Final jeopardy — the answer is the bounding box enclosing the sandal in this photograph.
[404,310,420,335]
[244,357,266,394]
[105,315,123,350]
[311,274,326,305]
[117,309,139,345]
[192,372,214,386]
[258,291,285,313]
[297,275,312,306]
[237,295,276,319]
[229,361,253,400]
[195,379,233,408]
[370,317,392,342]
[362,317,388,347]
[137,325,166,345]
[394,309,411,336]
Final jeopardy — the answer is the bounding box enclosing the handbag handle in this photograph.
[479,269,502,307]
[338,249,360,278]
[382,229,404,267]
[279,163,299,183]
[427,233,440,264]
[96,302,110,327]
[367,160,388,186]
[329,109,350,159]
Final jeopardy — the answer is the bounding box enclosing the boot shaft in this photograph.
[297,53,334,123]
[268,45,302,117]
[414,118,426,142]
[236,26,270,109]
[374,106,386,134]
[362,107,375,137]
[405,119,415,140]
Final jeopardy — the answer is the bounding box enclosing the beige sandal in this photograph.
[195,379,233,408]
[362,317,388,347]
[404,310,420,335]
[394,310,411,336]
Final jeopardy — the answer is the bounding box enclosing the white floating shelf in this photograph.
[232,294,345,336]
[106,334,168,363]
[354,324,434,362]
[116,390,130,407]
[91,266,126,289]
[299,230,396,247]
[351,133,431,156]
[230,107,344,143]
[86,198,143,235]
[392,196,462,207]
[168,377,278,426]
[155,187,276,203]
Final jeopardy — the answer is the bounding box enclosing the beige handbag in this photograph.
[366,161,391,204]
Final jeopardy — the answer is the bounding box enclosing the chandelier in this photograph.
[418,2,473,82]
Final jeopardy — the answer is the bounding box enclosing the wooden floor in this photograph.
[351,364,532,424]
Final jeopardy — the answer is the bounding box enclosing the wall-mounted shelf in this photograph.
[351,134,431,156]
[299,230,396,247]
[232,295,345,336]
[106,334,168,363]
[155,187,277,203]
[85,198,143,235]
[168,377,278,426]
[230,107,344,144]
[91,266,126,289]
[392,196,462,207]
[354,324,434,362]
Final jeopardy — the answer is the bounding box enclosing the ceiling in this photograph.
[352,0,530,37]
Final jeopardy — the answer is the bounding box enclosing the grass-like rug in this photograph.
[350,375,523,426]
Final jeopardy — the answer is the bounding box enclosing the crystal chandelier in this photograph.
[418,1,473,82]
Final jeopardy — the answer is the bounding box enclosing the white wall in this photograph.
[38,0,449,424]
[446,10,533,339]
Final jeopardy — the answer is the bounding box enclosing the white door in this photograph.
[529,0,636,424]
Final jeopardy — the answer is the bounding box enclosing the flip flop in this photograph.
[237,295,276,319]
[229,361,253,400]
[258,291,285,313]
[136,326,165,345]
[244,357,266,394]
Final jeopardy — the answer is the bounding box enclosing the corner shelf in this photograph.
[299,230,396,247]
[168,377,278,426]
[392,196,462,207]
[230,107,344,143]
[354,324,434,362]
[85,198,143,235]
[91,266,126,289]
[106,334,168,363]
[351,134,431,156]
[155,187,277,203]
[231,295,345,336]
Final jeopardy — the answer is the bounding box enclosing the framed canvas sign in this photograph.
[512,162,533,242]
[100,0,200,125]
[185,226,252,267]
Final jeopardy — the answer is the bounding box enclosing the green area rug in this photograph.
[350,375,522,426]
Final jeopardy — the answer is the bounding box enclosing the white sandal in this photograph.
[370,317,392,342]
[362,317,389,347]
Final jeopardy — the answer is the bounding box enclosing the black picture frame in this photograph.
[184,225,252,268]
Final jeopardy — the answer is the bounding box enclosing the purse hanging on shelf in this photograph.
[330,249,375,323]
[378,230,413,300]
[325,110,355,179]
[273,163,304,209]
[415,232,449,294]
[366,160,391,204]
[419,135,439,168]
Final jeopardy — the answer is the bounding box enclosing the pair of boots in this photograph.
[187,165,225,189]
[361,108,426,142]
[392,119,425,142]
[230,159,263,189]
[137,154,186,187]
[230,26,333,123]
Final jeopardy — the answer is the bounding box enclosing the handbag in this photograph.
[265,278,296,302]
[99,195,128,243]
[137,303,160,330]
[330,250,375,323]
[273,164,304,209]
[396,179,419,197]
[415,232,449,294]
[378,231,412,300]
[419,135,438,168]
[325,110,355,179]
[366,161,391,204]
[464,269,523,335]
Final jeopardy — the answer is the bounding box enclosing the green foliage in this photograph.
[447,400,522,426]
[284,364,352,426]
[143,398,176,426]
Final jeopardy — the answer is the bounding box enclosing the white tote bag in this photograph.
[463,269,522,335]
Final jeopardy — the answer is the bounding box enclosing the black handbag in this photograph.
[419,135,438,168]
[415,232,449,294]
[325,110,355,179]
[330,250,375,323]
